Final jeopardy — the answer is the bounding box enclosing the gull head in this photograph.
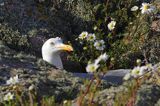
[42,37,73,69]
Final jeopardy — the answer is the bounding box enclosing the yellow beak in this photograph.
[56,44,73,52]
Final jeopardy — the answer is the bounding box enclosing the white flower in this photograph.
[131,6,139,11]
[3,92,14,101]
[6,75,19,85]
[131,66,147,78]
[94,26,98,30]
[123,73,131,80]
[125,64,155,80]
[79,31,88,40]
[95,53,109,64]
[86,63,99,73]
[108,21,116,31]
[99,53,108,61]
[95,59,100,65]
[63,100,68,104]
[129,22,133,25]
[94,40,105,50]
[131,66,141,78]
[87,33,96,41]
[140,3,156,14]
[139,66,148,75]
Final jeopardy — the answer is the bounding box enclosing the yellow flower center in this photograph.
[133,69,140,75]
[89,66,95,71]
[97,43,102,47]
[111,24,114,28]
[144,5,150,10]
[89,36,94,39]
[82,34,86,37]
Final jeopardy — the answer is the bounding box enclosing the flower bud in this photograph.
[136,59,141,65]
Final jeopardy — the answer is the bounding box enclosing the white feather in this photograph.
[42,38,63,69]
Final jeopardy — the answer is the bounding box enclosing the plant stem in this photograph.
[77,76,95,106]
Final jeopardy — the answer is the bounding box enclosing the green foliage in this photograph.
[71,0,140,65]
[1,85,57,106]
[70,0,160,69]
[0,24,30,51]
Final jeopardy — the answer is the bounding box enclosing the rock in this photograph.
[91,83,160,106]
[0,41,80,102]
[74,63,160,105]
[73,69,131,85]
[1,41,160,105]
[151,19,160,32]
[135,85,160,106]
[0,0,94,54]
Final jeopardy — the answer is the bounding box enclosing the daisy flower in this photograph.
[108,21,116,31]
[95,53,109,64]
[124,64,155,80]
[131,6,139,11]
[3,92,14,101]
[131,66,141,78]
[140,3,156,14]
[94,40,105,51]
[86,63,99,73]
[79,31,88,40]
[87,33,96,42]
[131,66,147,78]
[139,66,148,76]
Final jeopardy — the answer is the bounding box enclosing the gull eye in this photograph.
[50,42,55,45]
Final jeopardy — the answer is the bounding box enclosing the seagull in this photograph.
[42,37,73,69]
[41,37,130,85]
